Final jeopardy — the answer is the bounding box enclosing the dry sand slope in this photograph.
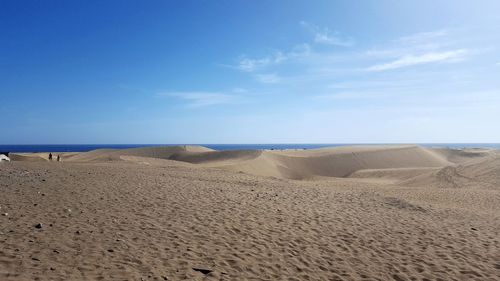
[1,145,499,280]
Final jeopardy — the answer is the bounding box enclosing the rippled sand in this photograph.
[1,146,499,280]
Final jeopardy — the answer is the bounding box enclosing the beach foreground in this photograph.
[1,145,499,280]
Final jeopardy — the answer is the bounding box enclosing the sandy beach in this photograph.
[1,145,499,280]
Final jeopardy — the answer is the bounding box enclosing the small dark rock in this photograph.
[32,257,40,261]
[53,250,60,254]
[50,267,55,271]
[34,223,43,229]
[107,249,114,253]
[471,227,478,231]
[75,230,81,235]
[192,267,213,275]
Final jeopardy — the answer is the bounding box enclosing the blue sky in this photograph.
[1,0,500,144]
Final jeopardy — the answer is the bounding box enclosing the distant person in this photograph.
[57,155,60,162]
[48,153,53,161]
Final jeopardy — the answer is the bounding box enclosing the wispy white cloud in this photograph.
[158,91,235,107]
[229,27,483,105]
[327,78,426,90]
[396,30,448,44]
[365,29,451,60]
[300,21,353,47]
[314,31,353,47]
[236,52,286,72]
[366,49,468,71]
[234,44,311,72]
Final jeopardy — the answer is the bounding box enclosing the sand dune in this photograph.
[9,153,47,162]
[402,153,500,189]
[1,152,499,280]
[430,147,496,164]
[62,149,120,162]
[349,167,440,183]
[118,145,213,159]
[169,149,261,164]
[2,145,499,280]
[64,145,213,162]
[266,145,450,179]
[348,148,500,188]
[9,145,499,186]
[167,145,452,180]
[10,152,86,162]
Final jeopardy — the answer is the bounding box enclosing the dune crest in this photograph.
[164,145,450,179]
[10,145,498,185]
[9,153,47,162]
[401,153,500,188]
[102,145,453,180]
[64,145,213,162]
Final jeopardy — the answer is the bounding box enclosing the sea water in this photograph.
[0,143,499,153]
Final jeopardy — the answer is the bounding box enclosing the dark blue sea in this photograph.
[0,143,499,153]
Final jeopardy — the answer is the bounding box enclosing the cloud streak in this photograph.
[236,52,286,72]
[234,44,311,72]
[366,49,468,71]
[396,30,448,44]
[228,27,482,110]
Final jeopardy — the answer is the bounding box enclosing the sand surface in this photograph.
[1,145,499,280]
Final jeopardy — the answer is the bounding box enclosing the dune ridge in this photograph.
[162,145,452,179]
[64,145,213,162]
[8,153,47,162]
[401,153,500,189]
[430,147,494,164]
[169,149,262,164]
[9,145,499,186]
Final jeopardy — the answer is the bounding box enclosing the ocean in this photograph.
[0,143,499,153]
